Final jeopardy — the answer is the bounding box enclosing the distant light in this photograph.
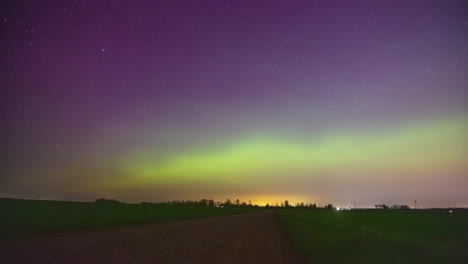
[336,207,340,211]
[449,210,453,213]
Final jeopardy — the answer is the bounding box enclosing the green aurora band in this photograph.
[115,116,467,193]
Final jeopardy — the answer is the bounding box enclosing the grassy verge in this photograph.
[276,209,468,264]
[1,198,259,239]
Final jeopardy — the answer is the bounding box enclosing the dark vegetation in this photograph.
[142,198,259,208]
[375,204,411,210]
[0,198,259,239]
[4,197,467,263]
[1,197,433,240]
[277,209,468,264]
[1,197,340,239]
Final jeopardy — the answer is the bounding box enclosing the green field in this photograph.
[276,209,468,264]
[4,198,468,263]
[0,198,258,239]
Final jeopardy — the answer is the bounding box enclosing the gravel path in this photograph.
[1,210,302,264]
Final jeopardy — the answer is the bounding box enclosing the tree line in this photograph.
[375,204,411,210]
[95,198,416,210]
[95,198,335,209]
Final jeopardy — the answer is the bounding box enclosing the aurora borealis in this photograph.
[1,1,467,207]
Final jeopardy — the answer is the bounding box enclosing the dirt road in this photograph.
[1,210,302,264]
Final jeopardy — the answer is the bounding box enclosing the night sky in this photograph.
[1,0,467,207]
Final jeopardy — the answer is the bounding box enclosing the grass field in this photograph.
[4,198,468,263]
[276,209,468,264]
[0,198,259,239]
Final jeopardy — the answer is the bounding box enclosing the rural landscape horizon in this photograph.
[1,0,467,263]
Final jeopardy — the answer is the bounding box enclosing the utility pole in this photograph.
[353,201,357,209]
[414,199,420,209]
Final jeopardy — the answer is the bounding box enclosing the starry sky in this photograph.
[1,0,467,207]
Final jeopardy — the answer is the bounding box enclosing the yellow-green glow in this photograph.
[115,117,467,188]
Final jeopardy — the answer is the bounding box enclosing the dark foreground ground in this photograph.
[1,210,301,264]
[2,198,467,263]
[0,198,259,238]
[277,209,468,264]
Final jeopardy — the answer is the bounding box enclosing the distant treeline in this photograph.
[95,198,441,210]
[375,204,411,210]
[95,198,335,209]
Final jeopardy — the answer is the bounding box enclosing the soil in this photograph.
[1,210,303,264]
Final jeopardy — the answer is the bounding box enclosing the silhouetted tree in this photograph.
[224,199,232,207]
[208,199,215,207]
[391,204,410,210]
[375,204,389,209]
[199,199,208,206]
[95,198,124,205]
